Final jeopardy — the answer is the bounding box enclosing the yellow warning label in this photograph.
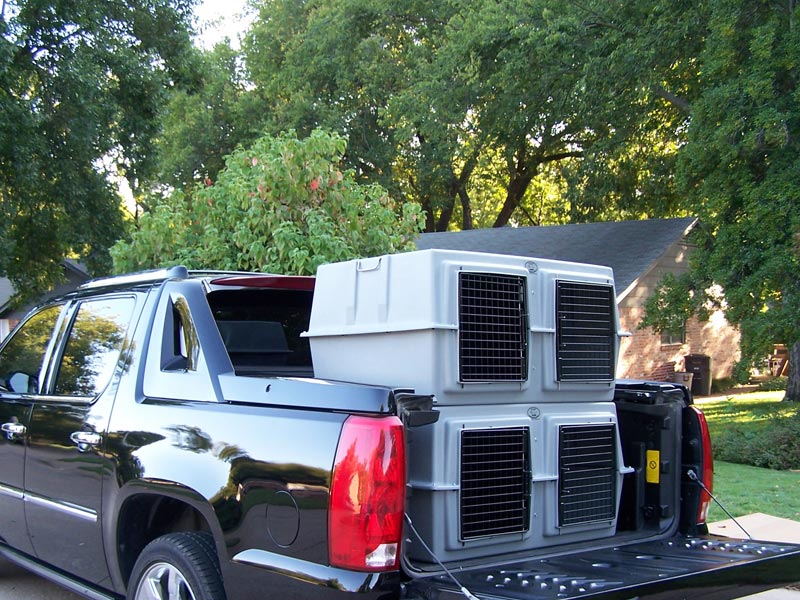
[646,450,660,484]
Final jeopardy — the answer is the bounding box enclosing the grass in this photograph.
[707,461,800,521]
[698,391,793,423]
[699,392,800,470]
[696,391,800,520]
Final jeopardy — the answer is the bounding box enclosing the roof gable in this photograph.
[1,260,91,318]
[416,217,698,297]
[0,278,14,313]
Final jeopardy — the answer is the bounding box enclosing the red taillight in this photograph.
[691,405,714,524]
[329,415,406,571]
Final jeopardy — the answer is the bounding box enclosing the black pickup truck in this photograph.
[0,249,797,600]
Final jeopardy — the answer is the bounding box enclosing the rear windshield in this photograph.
[207,288,314,377]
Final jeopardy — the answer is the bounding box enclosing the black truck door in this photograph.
[24,295,137,586]
[0,304,64,556]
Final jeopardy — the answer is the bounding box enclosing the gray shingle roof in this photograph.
[0,278,14,313]
[1,260,91,318]
[416,217,698,298]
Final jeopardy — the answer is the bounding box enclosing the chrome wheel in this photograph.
[135,561,196,600]
[127,532,225,600]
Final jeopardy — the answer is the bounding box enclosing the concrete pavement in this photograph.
[0,560,81,600]
[709,512,800,545]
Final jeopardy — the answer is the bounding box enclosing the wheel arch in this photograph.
[111,480,226,590]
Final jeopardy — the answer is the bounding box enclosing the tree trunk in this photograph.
[785,340,800,402]
[435,195,455,232]
[459,187,473,230]
[421,199,436,233]
[493,168,534,228]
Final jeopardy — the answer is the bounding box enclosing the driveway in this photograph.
[0,560,81,599]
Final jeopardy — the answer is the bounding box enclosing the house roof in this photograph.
[416,217,699,299]
[0,260,91,318]
[0,278,14,314]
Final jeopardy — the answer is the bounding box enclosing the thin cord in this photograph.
[404,513,480,600]
[687,469,752,540]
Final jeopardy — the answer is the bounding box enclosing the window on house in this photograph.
[660,322,686,346]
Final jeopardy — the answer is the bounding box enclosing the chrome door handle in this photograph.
[2,422,26,435]
[70,431,102,451]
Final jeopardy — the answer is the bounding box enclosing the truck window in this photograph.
[164,293,200,372]
[0,305,63,394]
[207,288,313,376]
[53,297,135,397]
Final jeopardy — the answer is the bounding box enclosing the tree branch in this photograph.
[540,150,583,164]
[652,86,692,113]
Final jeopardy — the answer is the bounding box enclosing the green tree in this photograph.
[111,129,424,274]
[159,0,683,232]
[610,0,800,401]
[0,0,198,302]
[148,42,255,198]
[242,0,460,229]
[239,0,604,231]
[680,1,799,402]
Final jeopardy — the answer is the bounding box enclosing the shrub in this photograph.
[757,377,788,392]
[112,129,424,275]
[710,377,736,394]
[712,412,800,470]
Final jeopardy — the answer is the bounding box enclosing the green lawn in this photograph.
[698,391,796,427]
[697,392,800,521]
[707,461,800,522]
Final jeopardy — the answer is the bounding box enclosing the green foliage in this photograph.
[0,0,199,302]
[712,418,800,471]
[229,0,688,232]
[241,0,459,228]
[150,43,255,194]
[640,272,711,333]
[758,377,788,392]
[599,0,800,397]
[111,129,424,275]
[702,395,800,470]
[110,192,202,273]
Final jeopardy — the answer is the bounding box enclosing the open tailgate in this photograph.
[403,536,800,600]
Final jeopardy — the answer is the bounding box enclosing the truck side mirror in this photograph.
[8,371,33,394]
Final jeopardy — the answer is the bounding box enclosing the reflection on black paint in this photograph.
[106,430,167,480]
[161,424,328,533]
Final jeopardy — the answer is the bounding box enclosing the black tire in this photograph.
[127,532,226,600]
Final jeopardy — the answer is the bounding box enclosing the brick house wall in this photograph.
[616,239,741,383]
[618,307,741,382]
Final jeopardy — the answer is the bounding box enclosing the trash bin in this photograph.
[684,354,712,396]
[672,371,694,388]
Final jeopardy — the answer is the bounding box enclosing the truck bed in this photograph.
[404,535,800,600]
